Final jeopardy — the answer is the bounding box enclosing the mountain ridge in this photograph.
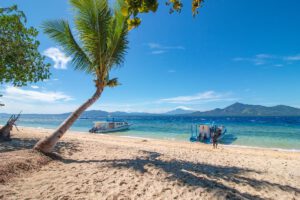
[189,102,300,116]
[1,102,300,117]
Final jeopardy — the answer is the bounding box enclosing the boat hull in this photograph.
[90,125,131,133]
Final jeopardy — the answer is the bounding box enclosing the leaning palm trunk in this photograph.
[34,86,104,153]
[34,0,129,153]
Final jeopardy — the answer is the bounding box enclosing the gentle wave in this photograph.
[224,144,300,152]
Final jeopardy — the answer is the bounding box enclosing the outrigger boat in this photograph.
[89,118,131,133]
[190,123,226,143]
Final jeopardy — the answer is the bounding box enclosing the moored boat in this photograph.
[190,123,226,143]
[89,119,131,133]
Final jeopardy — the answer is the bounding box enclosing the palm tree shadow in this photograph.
[0,137,80,155]
[63,150,300,199]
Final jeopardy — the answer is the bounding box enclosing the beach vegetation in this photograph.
[0,5,50,87]
[120,0,204,30]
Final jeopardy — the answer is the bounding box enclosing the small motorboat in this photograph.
[89,118,131,133]
[190,123,226,143]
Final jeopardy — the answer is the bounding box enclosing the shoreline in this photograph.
[11,125,300,153]
[1,126,300,199]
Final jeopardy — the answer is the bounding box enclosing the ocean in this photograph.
[1,115,300,150]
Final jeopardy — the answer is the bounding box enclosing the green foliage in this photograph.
[191,0,204,16]
[166,0,204,15]
[42,0,128,88]
[106,78,120,87]
[121,0,158,29]
[166,0,183,14]
[0,5,50,87]
[122,0,204,30]
[127,17,141,30]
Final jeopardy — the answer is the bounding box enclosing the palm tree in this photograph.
[34,0,128,153]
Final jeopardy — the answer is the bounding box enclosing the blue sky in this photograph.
[1,0,300,114]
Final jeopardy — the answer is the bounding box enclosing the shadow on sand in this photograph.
[0,137,80,154]
[63,150,300,200]
[1,137,299,199]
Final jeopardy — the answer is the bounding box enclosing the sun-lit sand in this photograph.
[0,127,299,200]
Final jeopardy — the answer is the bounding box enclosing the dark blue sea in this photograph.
[1,115,300,150]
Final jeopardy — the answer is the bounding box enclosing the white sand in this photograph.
[0,127,299,200]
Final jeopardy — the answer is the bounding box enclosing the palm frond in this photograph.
[70,0,111,76]
[44,0,129,86]
[106,0,129,70]
[106,77,120,87]
[42,20,92,73]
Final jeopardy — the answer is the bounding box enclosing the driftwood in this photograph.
[0,112,21,141]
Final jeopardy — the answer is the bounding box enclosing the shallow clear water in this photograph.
[1,115,300,150]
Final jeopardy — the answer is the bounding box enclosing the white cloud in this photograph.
[92,92,237,113]
[174,106,193,110]
[284,54,300,61]
[92,101,156,113]
[255,54,274,59]
[0,100,78,114]
[31,85,39,89]
[168,69,176,73]
[147,43,185,50]
[274,64,283,67]
[43,47,71,69]
[0,86,75,114]
[2,86,73,103]
[91,103,175,114]
[148,43,161,49]
[233,54,275,66]
[159,91,236,104]
[151,50,166,55]
[233,53,300,66]
[147,42,185,55]
[0,89,236,114]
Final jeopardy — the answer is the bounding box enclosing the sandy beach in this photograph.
[0,127,299,200]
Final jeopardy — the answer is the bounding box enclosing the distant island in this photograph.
[2,102,300,117]
[187,102,300,117]
[78,102,300,117]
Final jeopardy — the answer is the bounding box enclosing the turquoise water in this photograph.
[1,115,300,150]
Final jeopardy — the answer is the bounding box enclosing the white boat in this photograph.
[89,119,131,133]
[190,123,227,143]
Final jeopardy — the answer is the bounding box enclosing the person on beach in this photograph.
[212,133,218,149]
[212,128,221,149]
